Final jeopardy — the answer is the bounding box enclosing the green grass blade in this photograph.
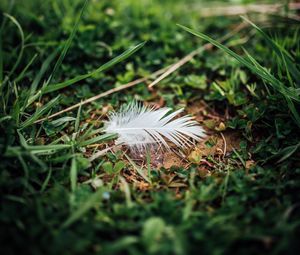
[17,130,71,154]
[79,133,116,147]
[80,125,101,141]
[62,187,105,228]
[27,144,71,151]
[23,0,88,107]
[20,95,60,129]
[75,103,82,133]
[285,97,300,128]
[49,0,89,83]
[14,53,38,83]
[70,157,77,192]
[243,49,299,101]
[25,48,60,107]
[3,13,25,79]
[178,24,300,102]
[125,154,151,184]
[0,28,3,83]
[40,168,52,192]
[42,41,146,94]
[241,16,300,85]
[277,142,300,163]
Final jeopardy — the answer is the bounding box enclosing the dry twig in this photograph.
[148,22,248,88]
[198,3,300,18]
[220,132,227,159]
[35,22,247,123]
[34,68,167,123]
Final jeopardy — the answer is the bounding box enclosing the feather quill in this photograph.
[104,102,205,150]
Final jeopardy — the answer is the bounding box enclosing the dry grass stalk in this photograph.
[35,22,247,123]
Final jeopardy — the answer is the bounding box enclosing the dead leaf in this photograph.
[246,160,255,169]
[188,149,202,163]
[215,122,226,131]
[198,167,211,178]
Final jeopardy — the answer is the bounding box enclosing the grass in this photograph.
[0,0,300,254]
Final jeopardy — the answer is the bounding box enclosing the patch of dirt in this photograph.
[127,146,164,167]
[195,131,241,157]
[124,100,243,169]
[126,146,188,169]
[162,151,187,169]
[88,100,246,191]
[187,100,227,123]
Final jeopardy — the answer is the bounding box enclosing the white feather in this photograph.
[104,102,205,150]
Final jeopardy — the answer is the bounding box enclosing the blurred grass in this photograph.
[0,0,300,255]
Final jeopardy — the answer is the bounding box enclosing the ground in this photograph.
[0,0,300,254]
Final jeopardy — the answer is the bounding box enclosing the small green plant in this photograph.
[179,17,300,127]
